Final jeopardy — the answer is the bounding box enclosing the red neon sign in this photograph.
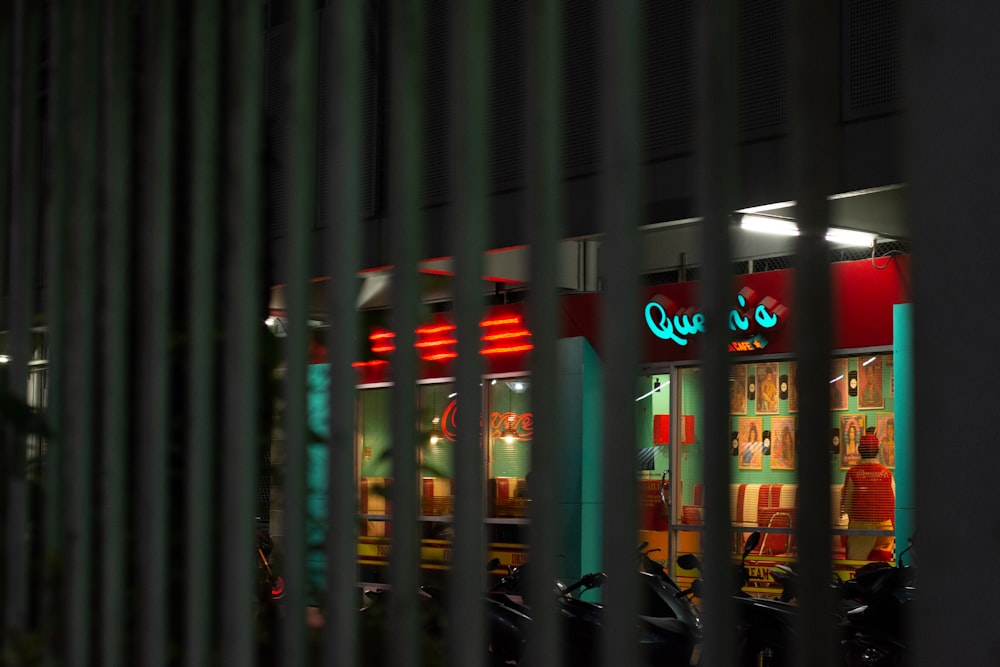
[415,315,458,361]
[480,314,532,356]
[353,311,533,367]
[439,398,534,442]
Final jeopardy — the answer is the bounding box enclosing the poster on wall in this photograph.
[830,358,849,411]
[839,413,867,469]
[769,416,796,470]
[729,364,748,415]
[737,417,763,470]
[858,356,885,409]
[787,361,798,412]
[875,411,896,469]
[755,362,780,415]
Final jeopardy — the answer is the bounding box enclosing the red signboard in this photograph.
[559,256,910,363]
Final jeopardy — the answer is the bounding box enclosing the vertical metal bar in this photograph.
[524,1,562,665]
[388,2,425,666]
[135,0,176,663]
[64,1,100,663]
[186,0,222,665]
[99,0,133,663]
[907,4,1000,664]
[790,1,837,666]
[283,0,318,663]
[0,1,11,639]
[220,0,264,663]
[321,1,364,665]
[696,0,739,663]
[42,0,70,659]
[599,1,642,666]
[449,2,489,667]
[3,0,39,641]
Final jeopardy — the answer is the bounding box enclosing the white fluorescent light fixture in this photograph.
[740,214,877,248]
[0,355,9,364]
[830,374,844,384]
[635,377,668,402]
[824,227,877,247]
[862,356,877,367]
[740,214,799,237]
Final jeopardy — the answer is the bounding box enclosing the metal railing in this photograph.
[2,1,999,666]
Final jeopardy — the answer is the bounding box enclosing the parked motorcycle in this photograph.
[677,531,798,667]
[839,537,915,666]
[681,532,915,667]
[488,557,700,667]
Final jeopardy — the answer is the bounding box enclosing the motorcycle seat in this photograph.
[638,615,691,639]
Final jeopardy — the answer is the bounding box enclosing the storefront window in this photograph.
[635,374,672,562]
[357,386,392,541]
[353,377,535,582]
[418,382,455,543]
[638,352,897,596]
[486,377,532,520]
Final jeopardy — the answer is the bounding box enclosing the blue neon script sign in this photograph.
[644,287,787,347]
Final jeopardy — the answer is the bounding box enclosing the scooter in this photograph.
[839,537,915,666]
[677,531,798,667]
[488,558,700,667]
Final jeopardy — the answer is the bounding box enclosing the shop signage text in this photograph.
[644,287,787,351]
[439,398,534,443]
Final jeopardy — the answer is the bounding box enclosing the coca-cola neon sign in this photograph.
[437,398,533,443]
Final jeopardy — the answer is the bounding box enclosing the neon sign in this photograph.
[353,311,533,368]
[644,287,787,350]
[438,398,534,443]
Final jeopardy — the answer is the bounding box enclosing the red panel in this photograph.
[653,414,670,444]
[559,256,911,363]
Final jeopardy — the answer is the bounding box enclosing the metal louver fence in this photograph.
[1,1,999,666]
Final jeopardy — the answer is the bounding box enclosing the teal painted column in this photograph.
[578,340,604,581]
[893,304,915,558]
[556,337,604,593]
[305,364,332,603]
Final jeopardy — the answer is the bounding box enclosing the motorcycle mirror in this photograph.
[677,553,701,571]
[743,531,761,559]
[487,558,501,571]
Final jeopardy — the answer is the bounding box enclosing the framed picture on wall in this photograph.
[858,356,885,409]
[755,362,780,415]
[830,358,849,411]
[839,413,867,469]
[737,417,763,470]
[787,361,798,412]
[729,364,748,415]
[770,416,796,470]
[875,411,896,469]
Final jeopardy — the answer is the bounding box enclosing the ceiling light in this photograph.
[740,214,799,237]
[862,356,877,367]
[635,378,664,402]
[429,417,443,445]
[740,214,878,248]
[824,227,876,247]
[500,414,519,443]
